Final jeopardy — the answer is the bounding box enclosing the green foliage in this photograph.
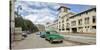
[15,17,39,32]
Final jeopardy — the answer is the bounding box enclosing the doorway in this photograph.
[72,28,77,33]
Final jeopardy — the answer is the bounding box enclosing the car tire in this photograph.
[45,38,48,41]
[60,40,63,43]
[49,40,53,44]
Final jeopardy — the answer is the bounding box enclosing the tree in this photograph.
[23,19,39,32]
[15,17,24,27]
[15,17,39,32]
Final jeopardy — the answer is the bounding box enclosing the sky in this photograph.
[15,1,95,25]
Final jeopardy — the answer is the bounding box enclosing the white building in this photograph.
[47,20,58,32]
[36,24,45,32]
[58,6,96,34]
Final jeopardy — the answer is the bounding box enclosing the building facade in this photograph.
[36,24,45,32]
[58,6,96,34]
[47,20,58,32]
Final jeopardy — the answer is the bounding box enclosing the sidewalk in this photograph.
[60,33,96,44]
[11,33,35,49]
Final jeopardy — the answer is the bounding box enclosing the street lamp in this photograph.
[17,5,22,17]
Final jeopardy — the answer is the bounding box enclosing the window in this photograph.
[64,8,66,12]
[85,12,88,14]
[66,28,69,30]
[85,17,89,24]
[62,24,64,27]
[62,28,65,30]
[66,23,70,27]
[62,20,64,23]
[61,8,64,12]
[59,29,61,31]
[85,26,89,28]
[59,25,60,28]
[62,24,65,30]
[60,8,67,12]
[78,19,82,25]
[92,26,96,29]
[93,16,96,23]
[71,21,76,26]
[66,18,69,21]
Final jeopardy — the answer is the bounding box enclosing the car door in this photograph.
[45,31,50,40]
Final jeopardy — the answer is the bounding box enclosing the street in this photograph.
[12,33,85,50]
[10,1,96,50]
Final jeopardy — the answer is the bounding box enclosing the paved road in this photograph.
[12,33,82,50]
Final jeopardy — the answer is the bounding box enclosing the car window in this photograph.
[46,32,50,34]
[50,31,57,34]
[40,32,45,34]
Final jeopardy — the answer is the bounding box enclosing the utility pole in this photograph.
[10,0,16,49]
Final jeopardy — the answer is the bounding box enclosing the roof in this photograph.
[70,7,96,18]
[57,6,70,11]
[46,28,56,32]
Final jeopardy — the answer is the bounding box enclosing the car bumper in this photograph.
[40,35,45,38]
[52,39,63,42]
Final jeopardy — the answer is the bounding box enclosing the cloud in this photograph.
[36,16,55,25]
[15,1,94,25]
[15,1,60,16]
[15,1,59,25]
[24,14,38,23]
[24,14,56,25]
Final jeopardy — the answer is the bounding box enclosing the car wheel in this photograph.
[45,38,48,41]
[49,40,53,44]
[60,40,63,43]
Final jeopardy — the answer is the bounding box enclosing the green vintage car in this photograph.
[45,28,64,43]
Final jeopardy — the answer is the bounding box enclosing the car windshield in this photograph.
[41,32,46,34]
[50,31,57,34]
[46,31,57,34]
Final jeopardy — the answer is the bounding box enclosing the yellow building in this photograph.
[58,6,96,34]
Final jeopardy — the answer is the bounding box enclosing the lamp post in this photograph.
[17,5,22,17]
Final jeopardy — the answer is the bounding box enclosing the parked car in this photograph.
[36,32,41,35]
[45,28,64,43]
[40,32,46,38]
[26,31,31,34]
[22,31,27,38]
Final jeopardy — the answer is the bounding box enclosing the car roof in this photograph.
[46,28,56,32]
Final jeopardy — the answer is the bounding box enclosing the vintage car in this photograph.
[45,28,64,43]
[40,32,46,38]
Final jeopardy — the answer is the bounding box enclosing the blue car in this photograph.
[40,32,46,38]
